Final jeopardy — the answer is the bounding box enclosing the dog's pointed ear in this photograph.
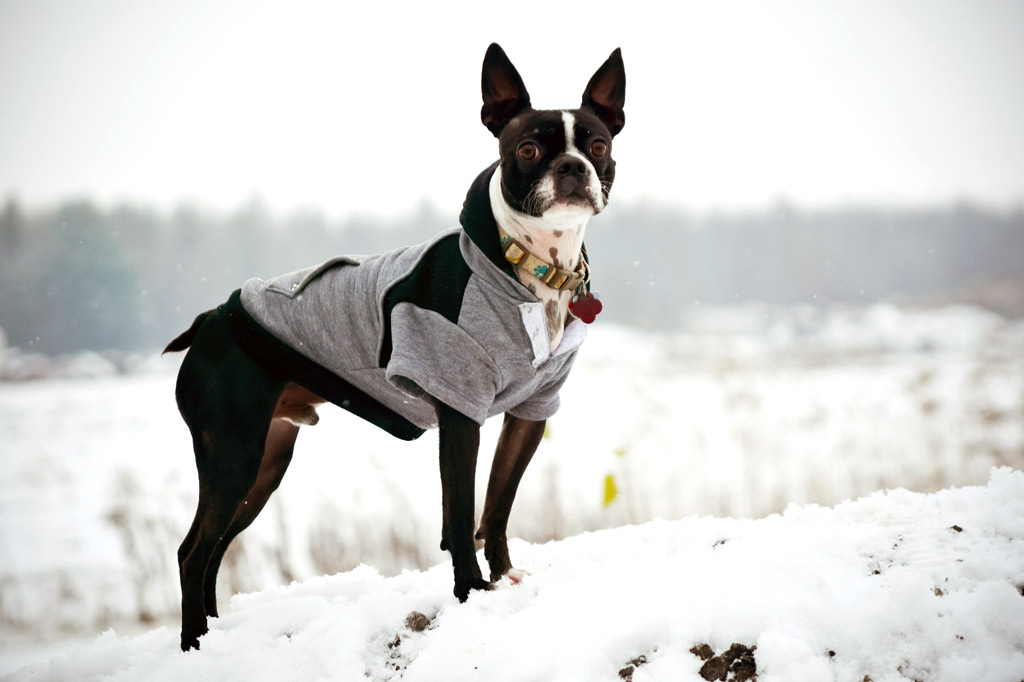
[581,48,626,137]
[481,43,532,137]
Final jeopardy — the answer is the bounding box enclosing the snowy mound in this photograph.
[9,468,1023,682]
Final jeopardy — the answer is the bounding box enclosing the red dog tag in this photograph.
[569,291,603,323]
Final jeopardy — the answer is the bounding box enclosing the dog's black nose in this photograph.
[557,157,588,177]
[552,153,592,202]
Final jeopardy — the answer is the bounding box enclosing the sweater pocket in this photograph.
[265,256,362,298]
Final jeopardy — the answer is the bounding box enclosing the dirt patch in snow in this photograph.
[617,654,649,681]
[690,642,758,681]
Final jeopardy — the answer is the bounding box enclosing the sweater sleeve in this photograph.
[384,302,501,425]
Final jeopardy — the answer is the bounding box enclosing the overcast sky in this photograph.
[1,0,1022,218]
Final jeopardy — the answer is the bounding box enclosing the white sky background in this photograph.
[1,0,1023,219]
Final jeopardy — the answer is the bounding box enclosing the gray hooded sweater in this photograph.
[225,164,587,440]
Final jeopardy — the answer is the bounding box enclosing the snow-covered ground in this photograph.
[8,469,1024,682]
[1,304,1022,678]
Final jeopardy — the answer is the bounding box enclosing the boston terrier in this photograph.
[164,43,625,651]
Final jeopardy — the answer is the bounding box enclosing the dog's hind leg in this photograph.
[179,429,268,651]
[202,418,299,618]
[173,316,285,651]
[476,414,546,582]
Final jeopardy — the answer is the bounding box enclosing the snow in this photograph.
[5,469,1024,682]
[1,304,1022,679]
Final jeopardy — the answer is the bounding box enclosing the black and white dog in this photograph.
[165,43,625,651]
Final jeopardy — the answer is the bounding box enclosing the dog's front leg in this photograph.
[435,401,491,601]
[476,414,546,582]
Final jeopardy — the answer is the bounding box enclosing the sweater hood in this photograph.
[459,162,518,280]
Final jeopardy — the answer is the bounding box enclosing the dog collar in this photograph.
[497,226,590,292]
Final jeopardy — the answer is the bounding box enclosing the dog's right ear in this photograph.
[481,43,532,137]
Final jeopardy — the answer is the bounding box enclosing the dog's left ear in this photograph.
[581,48,626,137]
[481,43,532,138]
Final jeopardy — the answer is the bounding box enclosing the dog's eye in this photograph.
[518,143,539,161]
[590,140,608,157]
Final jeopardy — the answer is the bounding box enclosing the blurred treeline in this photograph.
[0,196,1022,354]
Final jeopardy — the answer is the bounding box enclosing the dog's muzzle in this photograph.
[548,153,604,213]
[552,154,591,202]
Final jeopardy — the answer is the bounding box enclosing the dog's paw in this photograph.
[454,577,493,602]
[180,629,205,652]
[180,620,208,652]
[507,567,531,585]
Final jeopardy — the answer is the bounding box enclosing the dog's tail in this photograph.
[163,310,213,354]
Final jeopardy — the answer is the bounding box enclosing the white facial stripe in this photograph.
[561,111,579,154]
